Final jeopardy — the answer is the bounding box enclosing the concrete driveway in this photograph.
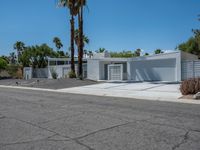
[59,82,182,102]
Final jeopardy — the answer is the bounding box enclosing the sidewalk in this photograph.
[0,82,200,105]
[58,82,200,104]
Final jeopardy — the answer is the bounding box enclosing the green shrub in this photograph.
[68,71,76,78]
[50,68,58,79]
[0,58,8,70]
[180,78,200,95]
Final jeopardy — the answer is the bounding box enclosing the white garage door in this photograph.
[108,64,123,81]
[131,59,176,81]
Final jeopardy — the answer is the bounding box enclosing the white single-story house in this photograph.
[87,51,198,82]
[24,51,200,82]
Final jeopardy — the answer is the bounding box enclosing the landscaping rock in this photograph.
[193,92,200,100]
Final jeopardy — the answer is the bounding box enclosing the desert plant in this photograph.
[180,78,200,95]
[50,68,58,79]
[68,70,76,78]
[6,64,22,78]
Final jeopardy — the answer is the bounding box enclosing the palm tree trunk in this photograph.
[78,6,84,79]
[70,15,75,74]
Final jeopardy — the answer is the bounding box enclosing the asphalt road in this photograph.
[0,88,200,150]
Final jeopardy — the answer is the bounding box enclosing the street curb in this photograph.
[0,85,200,105]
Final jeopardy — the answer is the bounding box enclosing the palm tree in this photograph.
[74,29,89,60]
[74,29,89,48]
[13,41,25,63]
[96,48,106,53]
[57,0,78,74]
[53,37,63,50]
[76,0,87,79]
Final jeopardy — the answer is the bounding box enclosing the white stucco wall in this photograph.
[130,58,177,81]
[23,67,32,79]
[87,51,198,82]
[99,61,109,80]
[98,61,128,80]
[87,59,100,81]
[48,65,77,79]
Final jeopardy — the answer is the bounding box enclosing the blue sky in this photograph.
[0,0,200,55]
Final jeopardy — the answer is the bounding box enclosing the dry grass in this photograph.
[180,78,200,95]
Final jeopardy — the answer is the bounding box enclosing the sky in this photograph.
[0,0,200,55]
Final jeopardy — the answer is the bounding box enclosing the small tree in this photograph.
[9,52,17,64]
[50,68,58,79]
[0,58,8,70]
[57,51,65,57]
[20,44,58,68]
[177,15,200,57]
[134,49,141,56]
[13,41,25,63]
[96,48,106,53]
[154,49,164,54]
[178,37,200,56]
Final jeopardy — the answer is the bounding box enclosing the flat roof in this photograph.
[47,58,87,61]
[48,51,198,62]
[89,51,181,62]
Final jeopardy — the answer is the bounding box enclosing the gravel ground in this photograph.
[0,78,99,89]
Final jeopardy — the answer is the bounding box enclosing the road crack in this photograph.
[74,122,131,140]
[172,131,189,150]
[2,116,94,150]
[0,134,58,146]
[73,118,189,141]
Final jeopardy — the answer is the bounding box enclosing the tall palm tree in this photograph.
[13,41,25,63]
[74,29,89,60]
[74,29,89,48]
[58,0,78,74]
[76,0,86,79]
[53,37,63,50]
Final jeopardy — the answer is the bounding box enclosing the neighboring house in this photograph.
[24,51,199,82]
[24,58,87,79]
[47,58,87,79]
[87,51,198,82]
